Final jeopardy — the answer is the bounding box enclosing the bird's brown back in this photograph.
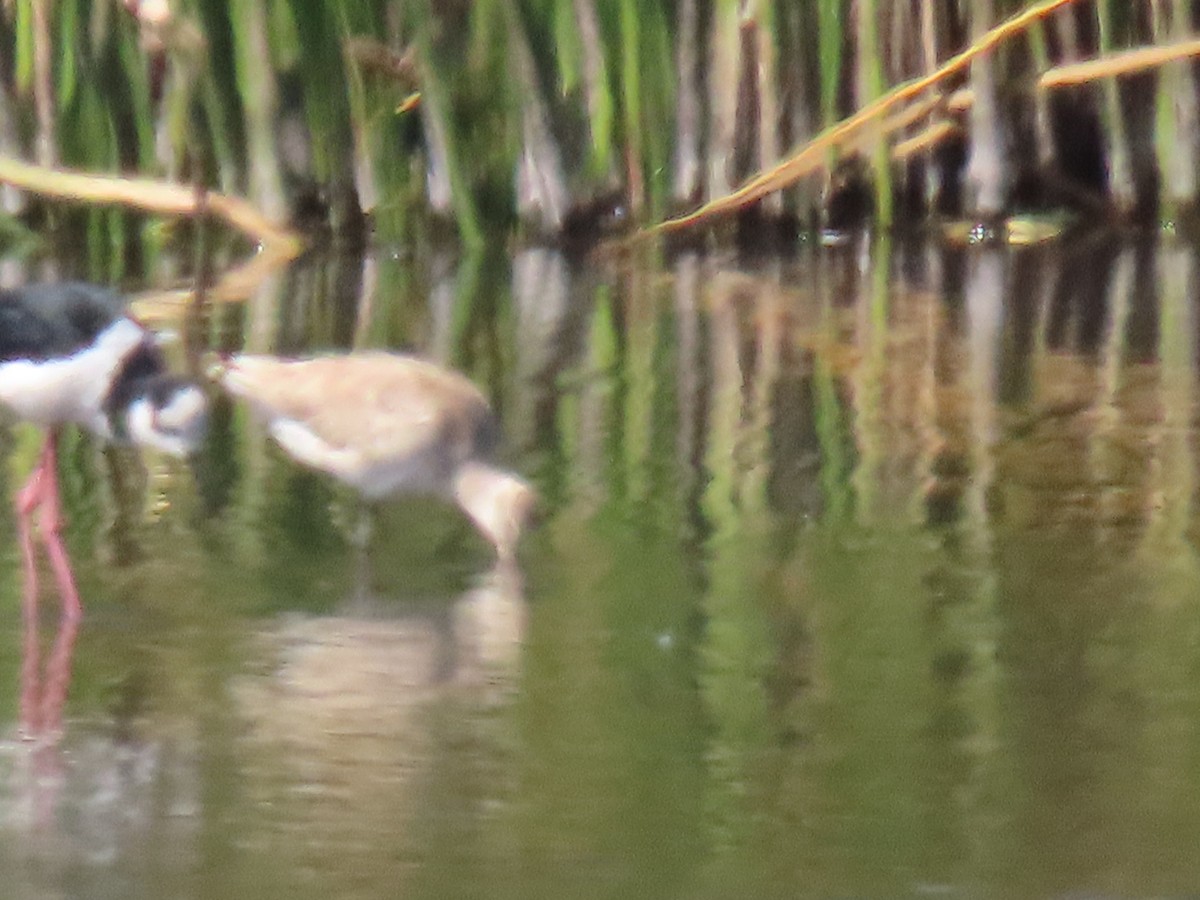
[223,353,496,466]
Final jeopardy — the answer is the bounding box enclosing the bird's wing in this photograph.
[0,282,127,361]
[223,353,493,464]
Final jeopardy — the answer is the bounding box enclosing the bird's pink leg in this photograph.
[17,543,40,736]
[15,436,52,735]
[15,433,55,515]
[31,436,82,620]
[16,433,84,735]
[38,599,80,740]
[40,534,81,621]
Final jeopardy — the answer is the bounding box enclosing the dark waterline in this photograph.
[1,235,1199,898]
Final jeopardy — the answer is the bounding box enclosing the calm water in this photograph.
[2,235,1200,898]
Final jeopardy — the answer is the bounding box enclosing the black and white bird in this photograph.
[0,282,208,613]
[217,352,535,562]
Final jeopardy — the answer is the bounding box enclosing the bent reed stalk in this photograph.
[646,0,1079,235]
[0,156,303,257]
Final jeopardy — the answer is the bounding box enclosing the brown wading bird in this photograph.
[216,353,536,561]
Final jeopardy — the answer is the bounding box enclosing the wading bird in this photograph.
[0,281,208,616]
[217,352,535,562]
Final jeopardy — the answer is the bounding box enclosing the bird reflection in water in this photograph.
[231,560,527,876]
[3,446,202,849]
[7,454,85,832]
[18,589,80,743]
[12,430,85,786]
[10,602,80,831]
[15,441,83,744]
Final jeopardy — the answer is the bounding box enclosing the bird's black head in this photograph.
[120,374,209,457]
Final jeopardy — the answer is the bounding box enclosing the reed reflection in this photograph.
[614,235,1200,891]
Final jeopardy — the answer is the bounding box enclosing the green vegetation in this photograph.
[0,0,1198,258]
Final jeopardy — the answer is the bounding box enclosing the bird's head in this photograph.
[122,375,209,457]
[454,462,539,563]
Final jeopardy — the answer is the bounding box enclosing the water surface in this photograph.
[2,236,1200,898]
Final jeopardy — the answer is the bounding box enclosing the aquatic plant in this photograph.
[0,0,1198,257]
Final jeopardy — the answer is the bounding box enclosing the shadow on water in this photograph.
[1,234,1200,896]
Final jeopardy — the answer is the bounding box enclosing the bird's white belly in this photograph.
[353,455,451,500]
[270,416,453,499]
[0,318,143,435]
